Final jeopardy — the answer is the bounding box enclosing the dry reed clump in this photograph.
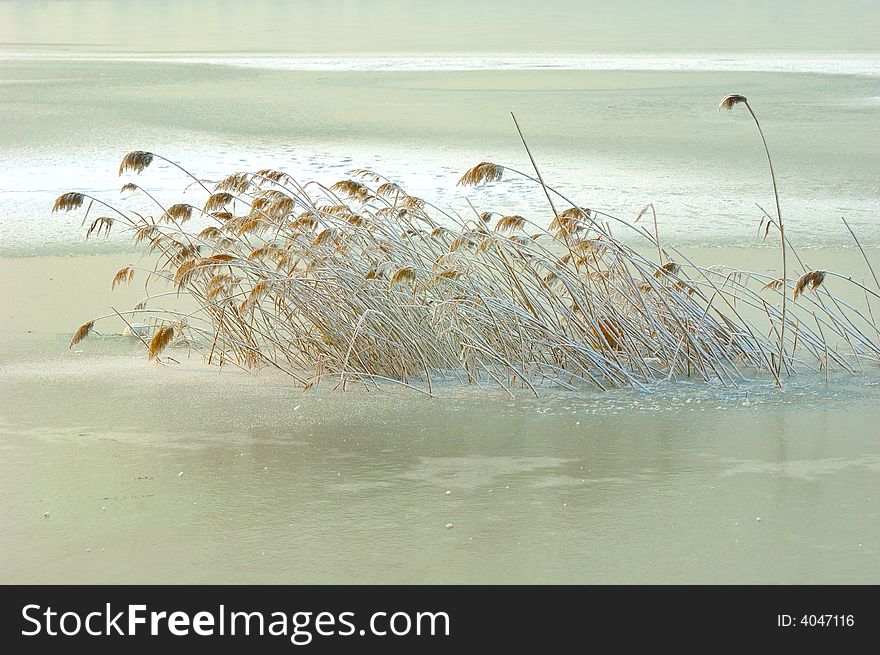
[53,111,879,395]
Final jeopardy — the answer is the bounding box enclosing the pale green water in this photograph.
[1,59,878,254]
[2,0,879,53]
[1,348,879,584]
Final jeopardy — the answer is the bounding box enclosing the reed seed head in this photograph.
[118,151,154,176]
[163,203,194,223]
[793,270,826,300]
[762,278,785,292]
[111,266,135,290]
[148,325,174,359]
[52,192,85,213]
[457,162,504,187]
[390,266,416,286]
[718,94,748,111]
[85,216,114,239]
[69,320,94,348]
[377,182,404,198]
[654,261,681,277]
[331,180,371,202]
[205,192,234,212]
[496,215,526,232]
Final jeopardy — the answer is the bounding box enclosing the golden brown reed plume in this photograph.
[793,270,826,301]
[111,266,135,290]
[331,180,371,202]
[448,234,477,252]
[174,259,199,291]
[474,236,496,255]
[376,182,404,198]
[496,215,526,232]
[148,325,175,360]
[432,268,462,282]
[133,224,158,246]
[198,226,223,240]
[162,203,193,223]
[349,168,383,182]
[235,216,268,237]
[312,228,338,246]
[457,162,504,187]
[204,192,234,212]
[390,266,417,286]
[216,172,254,194]
[654,262,681,277]
[170,244,201,267]
[717,94,748,111]
[52,192,86,213]
[85,217,114,239]
[255,169,290,185]
[549,214,583,237]
[320,203,352,216]
[559,207,592,220]
[204,253,235,264]
[118,151,154,176]
[69,320,94,348]
[401,195,425,210]
[292,213,319,230]
[205,274,233,301]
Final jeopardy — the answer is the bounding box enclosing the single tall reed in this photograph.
[718,94,788,380]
